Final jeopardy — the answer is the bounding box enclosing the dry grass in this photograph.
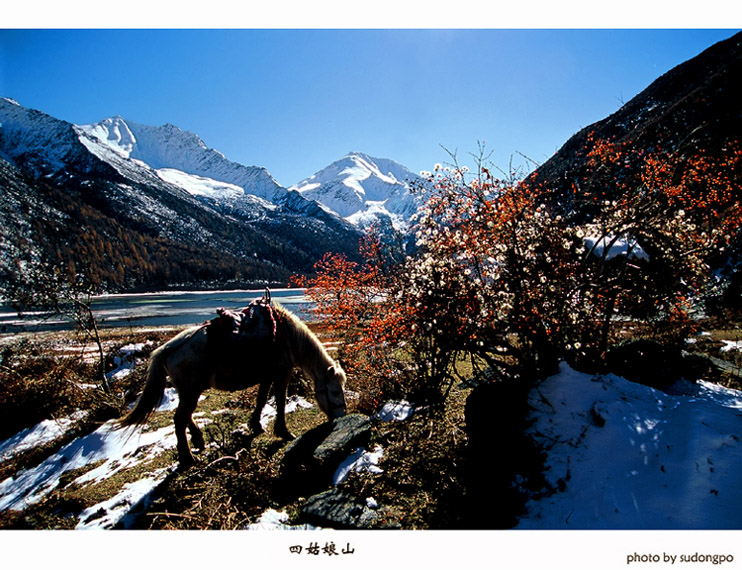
[338,383,472,529]
[2,318,741,530]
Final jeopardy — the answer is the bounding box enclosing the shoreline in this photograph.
[0,288,314,336]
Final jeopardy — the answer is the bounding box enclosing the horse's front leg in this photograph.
[249,378,272,435]
[188,418,205,451]
[273,372,295,441]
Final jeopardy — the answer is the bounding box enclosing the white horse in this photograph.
[119,303,347,467]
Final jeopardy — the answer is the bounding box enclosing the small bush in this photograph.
[0,338,84,440]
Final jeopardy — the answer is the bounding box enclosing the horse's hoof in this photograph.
[276,429,295,441]
[177,460,195,472]
[250,423,265,436]
[177,454,197,471]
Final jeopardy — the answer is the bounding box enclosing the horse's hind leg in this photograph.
[174,392,201,468]
[249,379,272,435]
[273,371,295,441]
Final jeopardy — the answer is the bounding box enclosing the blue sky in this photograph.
[1,27,739,187]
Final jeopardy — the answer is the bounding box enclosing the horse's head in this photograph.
[315,363,347,420]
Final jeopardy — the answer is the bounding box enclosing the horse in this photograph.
[119,302,347,467]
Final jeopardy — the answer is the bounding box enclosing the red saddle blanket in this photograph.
[206,296,277,345]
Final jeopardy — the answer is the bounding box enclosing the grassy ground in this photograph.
[0,318,740,530]
[0,323,473,529]
[682,312,742,390]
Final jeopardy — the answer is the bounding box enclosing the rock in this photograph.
[313,414,373,467]
[279,413,372,497]
[463,379,545,529]
[300,488,366,528]
[300,487,398,529]
[605,339,708,391]
[276,413,396,529]
[283,413,372,468]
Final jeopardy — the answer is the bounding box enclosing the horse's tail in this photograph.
[119,343,169,427]
[119,327,200,427]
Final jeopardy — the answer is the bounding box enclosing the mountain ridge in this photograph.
[531,30,742,205]
[2,98,421,233]
[0,98,364,294]
[79,116,288,206]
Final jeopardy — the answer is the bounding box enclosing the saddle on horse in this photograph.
[205,290,277,363]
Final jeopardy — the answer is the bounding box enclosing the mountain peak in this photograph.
[80,117,210,165]
[82,116,138,158]
[346,150,371,159]
[292,152,420,229]
[78,114,302,208]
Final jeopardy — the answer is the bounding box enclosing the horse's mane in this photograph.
[273,302,334,370]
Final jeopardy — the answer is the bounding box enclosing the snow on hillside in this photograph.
[0,97,96,175]
[293,151,421,230]
[156,168,244,200]
[516,362,742,529]
[154,167,279,217]
[0,389,183,514]
[0,411,88,463]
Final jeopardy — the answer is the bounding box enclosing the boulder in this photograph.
[605,339,709,391]
[279,414,372,496]
[300,488,386,529]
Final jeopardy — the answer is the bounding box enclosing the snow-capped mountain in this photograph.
[79,117,289,211]
[0,97,111,178]
[292,151,421,231]
[0,98,363,292]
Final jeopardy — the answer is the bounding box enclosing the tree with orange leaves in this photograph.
[296,137,742,406]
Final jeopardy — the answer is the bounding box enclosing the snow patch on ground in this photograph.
[720,339,742,352]
[259,395,314,430]
[0,411,88,463]
[374,400,416,422]
[106,341,151,382]
[76,467,173,529]
[333,445,384,484]
[516,362,742,529]
[152,387,181,413]
[246,508,321,530]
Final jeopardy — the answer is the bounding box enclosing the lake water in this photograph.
[0,288,313,333]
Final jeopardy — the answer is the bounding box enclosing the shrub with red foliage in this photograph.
[295,138,742,406]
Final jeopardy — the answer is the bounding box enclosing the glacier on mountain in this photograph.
[79,116,287,206]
